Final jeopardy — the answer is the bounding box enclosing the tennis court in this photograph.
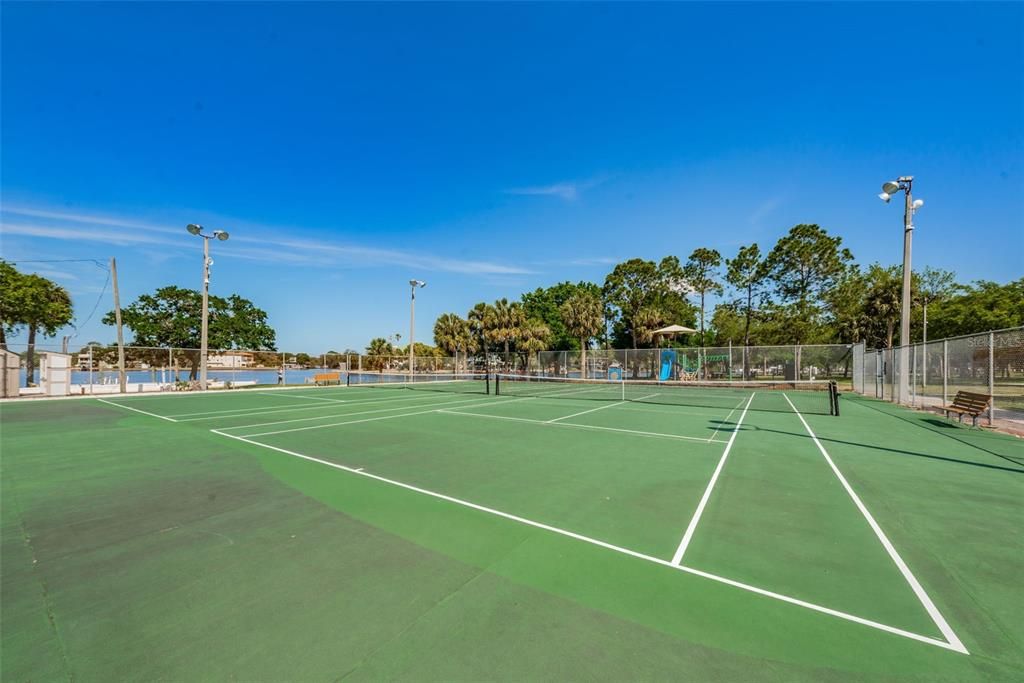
[2,376,1022,680]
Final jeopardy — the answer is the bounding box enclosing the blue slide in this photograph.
[659,349,676,381]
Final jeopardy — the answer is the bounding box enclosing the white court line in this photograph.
[210,428,965,654]
[239,395,526,438]
[707,397,748,443]
[438,409,725,444]
[173,392,451,421]
[670,394,755,565]
[97,398,179,422]
[782,394,968,654]
[545,393,659,424]
[218,394,494,433]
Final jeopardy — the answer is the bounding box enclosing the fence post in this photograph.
[728,340,733,382]
[911,344,917,406]
[989,331,995,425]
[942,340,948,406]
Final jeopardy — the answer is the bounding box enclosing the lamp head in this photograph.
[882,181,901,195]
[878,192,892,203]
[912,199,924,210]
[186,223,203,236]
[409,279,426,288]
[214,230,229,241]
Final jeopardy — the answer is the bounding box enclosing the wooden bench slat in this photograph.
[942,390,992,426]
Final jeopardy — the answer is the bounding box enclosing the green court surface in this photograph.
[2,382,1022,680]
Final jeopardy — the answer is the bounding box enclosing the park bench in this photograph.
[313,372,341,386]
[942,390,991,427]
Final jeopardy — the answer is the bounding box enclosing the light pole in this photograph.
[186,224,230,390]
[878,178,924,405]
[409,280,426,375]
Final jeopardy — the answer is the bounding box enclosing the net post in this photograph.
[831,380,840,416]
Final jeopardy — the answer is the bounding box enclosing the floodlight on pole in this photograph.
[876,176,923,406]
[409,280,426,375]
[186,224,231,391]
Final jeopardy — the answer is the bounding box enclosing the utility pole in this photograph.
[111,257,126,393]
[186,224,229,391]
[200,236,210,390]
[409,280,426,375]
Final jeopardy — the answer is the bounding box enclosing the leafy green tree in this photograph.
[765,224,854,343]
[682,248,723,348]
[521,281,603,350]
[0,260,26,350]
[1,265,74,384]
[825,266,870,345]
[862,264,902,348]
[559,290,604,378]
[916,266,956,343]
[927,279,1024,339]
[104,286,275,380]
[603,258,666,348]
[708,303,747,345]
[724,244,769,348]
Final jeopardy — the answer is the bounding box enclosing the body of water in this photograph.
[16,368,338,388]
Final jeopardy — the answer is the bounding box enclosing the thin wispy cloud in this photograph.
[505,176,609,202]
[507,182,582,200]
[0,205,533,276]
[748,197,783,227]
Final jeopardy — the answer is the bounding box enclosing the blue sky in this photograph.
[2,1,1022,353]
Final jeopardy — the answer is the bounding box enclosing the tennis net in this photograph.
[494,374,838,415]
[347,372,490,395]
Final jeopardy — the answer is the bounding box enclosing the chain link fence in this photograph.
[850,326,1024,425]
[2,341,857,397]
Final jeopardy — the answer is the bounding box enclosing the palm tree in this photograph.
[433,313,473,371]
[559,291,603,378]
[515,319,551,373]
[365,337,394,371]
[467,302,491,355]
[633,306,666,347]
[484,298,525,358]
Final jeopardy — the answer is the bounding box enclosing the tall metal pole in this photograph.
[409,284,416,376]
[200,236,210,390]
[922,300,928,387]
[898,180,914,405]
[110,257,127,393]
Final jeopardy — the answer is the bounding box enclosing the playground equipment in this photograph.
[659,349,676,381]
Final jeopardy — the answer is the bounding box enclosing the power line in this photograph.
[70,268,112,336]
[8,258,109,270]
